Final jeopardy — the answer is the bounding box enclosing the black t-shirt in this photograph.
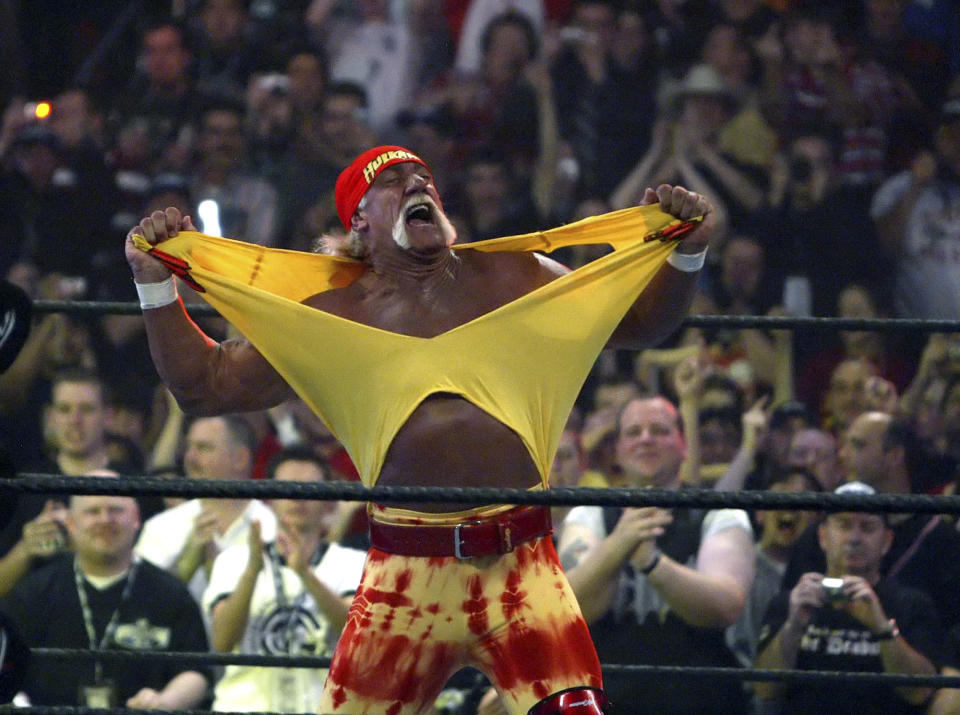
[783,514,960,629]
[757,578,945,714]
[2,555,212,705]
[589,508,748,714]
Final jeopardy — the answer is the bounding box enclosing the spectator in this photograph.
[796,283,915,416]
[784,412,960,630]
[112,18,204,173]
[277,80,377,249]
[190,98,280,246]
[821,356,879,435]
[191,0,263,105]
[1,480,213,707]
[459,144,541,241]
[327,0,417,134]
[135,415,277,608]
[726,466,821,669]
[452,0,544,77]
[204,447,365,711]
[0,122,100,278]
[611,63,768,232]
[558,395,754,712]
[751,131,887,322]
[786,427,842,491]
[244,72,296,189]
[871,95,960,320]
[552,0,659,199]
[0,368,161,597]
[679,234,780,392]
[755,481,944,714]
[418,9,544,184]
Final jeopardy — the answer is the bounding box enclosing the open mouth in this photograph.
[776,514,798,531]
[405,201,434,226]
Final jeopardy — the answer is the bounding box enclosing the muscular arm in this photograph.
[646,523,754,628]
[608,186,717,350]
[126,208,293,414]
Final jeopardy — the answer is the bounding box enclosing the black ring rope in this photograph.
[26,648,960,687]
[9,473,960,514]
[16,302,960,707]
[31,299,960,333]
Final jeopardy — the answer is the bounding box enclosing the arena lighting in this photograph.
[33,102,51,119]
[197,199,222,237]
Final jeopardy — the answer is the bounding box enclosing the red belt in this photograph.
[368,505,553,559]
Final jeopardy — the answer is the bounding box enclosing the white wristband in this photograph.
[135,277,178,310]
[667,247,707,273]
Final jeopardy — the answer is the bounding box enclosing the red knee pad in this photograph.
[527,686,611,714]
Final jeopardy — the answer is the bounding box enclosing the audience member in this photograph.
[1,481,213,707]
[786,427,842,491]
[679,234,780,391]
[871,95,960,320]
[190,0,263,105]
[135,415,277,607]
[820,357,879,435]
[190,98,280,246]
[551,0,659,199]
[204,447,365,711]
[0,368,160,597]
[326,0,417,134]
[726,467,821,669]
[784,412,960,630]
[796,283,915,415]
[755,481,945,714]
[558,395,754,712]
[0,122,102,278]
[112,18,204,173]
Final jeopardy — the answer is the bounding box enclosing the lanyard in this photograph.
[265,542,326,654]
[73,558,139,682]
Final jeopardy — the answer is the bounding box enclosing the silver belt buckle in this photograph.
[453,521,481,559]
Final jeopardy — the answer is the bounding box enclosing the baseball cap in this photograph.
[834,480,876,496]
[769,400,816,431]
[334,145,430,230]
[0,280,32,373]
[833,480,888,523]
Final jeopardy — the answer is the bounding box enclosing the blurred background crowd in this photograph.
[2,0,960,712]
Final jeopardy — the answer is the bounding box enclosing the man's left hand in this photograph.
[840,575,888,632]
[641,184,714,253]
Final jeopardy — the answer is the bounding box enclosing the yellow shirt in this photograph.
[135,205,694,487]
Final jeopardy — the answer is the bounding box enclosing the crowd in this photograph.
[2,0,960,712]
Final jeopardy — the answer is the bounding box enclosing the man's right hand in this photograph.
[608,507,672,571]
[787,572,825,629]
[125,207,197,283]
[21,500,68,557]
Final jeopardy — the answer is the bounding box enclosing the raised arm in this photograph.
[125,208,293,415]
[607,185,716,350]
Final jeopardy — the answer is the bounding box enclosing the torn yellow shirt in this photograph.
[135,205,689,486]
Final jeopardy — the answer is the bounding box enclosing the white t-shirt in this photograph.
[870,171,960,319]
[562,506,753,623]
[134,499,278,610]
[203,541,367,711]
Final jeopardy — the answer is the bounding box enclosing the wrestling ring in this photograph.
[5,298,960,714]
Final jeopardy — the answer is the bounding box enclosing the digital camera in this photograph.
[821,577,850,602]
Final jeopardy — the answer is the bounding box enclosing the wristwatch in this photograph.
[872,618,900,641]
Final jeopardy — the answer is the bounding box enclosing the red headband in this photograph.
[334,145,430,230]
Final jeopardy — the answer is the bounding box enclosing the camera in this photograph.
[821,577,850,602]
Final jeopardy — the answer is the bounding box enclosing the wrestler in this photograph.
[124,145,715,715]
